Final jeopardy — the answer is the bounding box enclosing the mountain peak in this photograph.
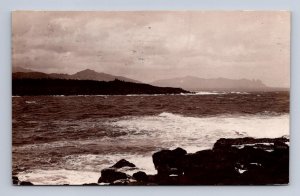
[12,66,35,73]
[13,67,141,83]
[76,69,97,74]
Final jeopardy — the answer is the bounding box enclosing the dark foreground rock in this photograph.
[98,168,130,183]
[97,137,289,185]
[12,176,19,185]
[133,171,148,182]
[152,147,187,176]
[149,137,289,185]
[12,176,34,186]
[19,181,34,186]
[110,159,136,169]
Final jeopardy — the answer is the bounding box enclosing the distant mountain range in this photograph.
[12,67,140,83]
[12,67,189,95]
[13,67,287,91]
[151,76,273,91]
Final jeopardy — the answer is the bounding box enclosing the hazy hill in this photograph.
[71,69,140,83]
[13,72,52,79]
[151,76,269,91]
[12,67,140,83]
[12,67,34,73]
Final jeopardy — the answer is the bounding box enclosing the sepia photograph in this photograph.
[12,11,290,185]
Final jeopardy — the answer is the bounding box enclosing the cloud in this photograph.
[12,11,290,87]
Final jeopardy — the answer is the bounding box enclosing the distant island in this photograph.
[12,78,189,96]
[151,76,288,92]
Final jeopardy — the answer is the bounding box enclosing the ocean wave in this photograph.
[230,91,250,94]
[62,154,156,175]
[180,91,250,96]
[16,153,156,185]
[109,112,289,149]
[25,101,37,104]
[14,112,289,185]
[17,169,100,185]
[158,112,183,118]
[196,91,226,95]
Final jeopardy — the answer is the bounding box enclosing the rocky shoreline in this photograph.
[13,137,289,186]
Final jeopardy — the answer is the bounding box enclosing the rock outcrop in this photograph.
[149,137,289,185]
[110,159,136,169]
[96,137,289,185]
[98,168,130,183]
[152,147,187,176]
[132,171,148,182]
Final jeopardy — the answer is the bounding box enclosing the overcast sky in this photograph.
[12,11,290,87]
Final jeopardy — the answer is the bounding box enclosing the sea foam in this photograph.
[108,112,289,152]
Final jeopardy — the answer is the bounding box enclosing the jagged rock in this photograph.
[150,137,289,185]
[20,181,34,186]
[213,137,289,151]
[12,176,19,185]
[152,147,187,176]
[95,137,289,185]
[12,176,34,186]
[274,140,289,150]
[133,171,148,182]
[110,159,136,168]
[98,168,129,183]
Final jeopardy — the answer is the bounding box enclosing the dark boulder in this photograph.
[110,159,136,168]
[152,147,187,176]
[20,181,34,186]
[12,176,19,185]
[133,171,148,182]
[98,168,129,183]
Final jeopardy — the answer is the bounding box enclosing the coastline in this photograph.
[13,136,289,186]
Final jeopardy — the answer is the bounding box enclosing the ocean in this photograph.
[12,91,289,185]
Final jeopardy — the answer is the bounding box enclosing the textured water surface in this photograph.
[12,91,289,185]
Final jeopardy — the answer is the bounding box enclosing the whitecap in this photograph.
[17,169,100,185]
[108,112,289,152]
[25,101,37,104]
